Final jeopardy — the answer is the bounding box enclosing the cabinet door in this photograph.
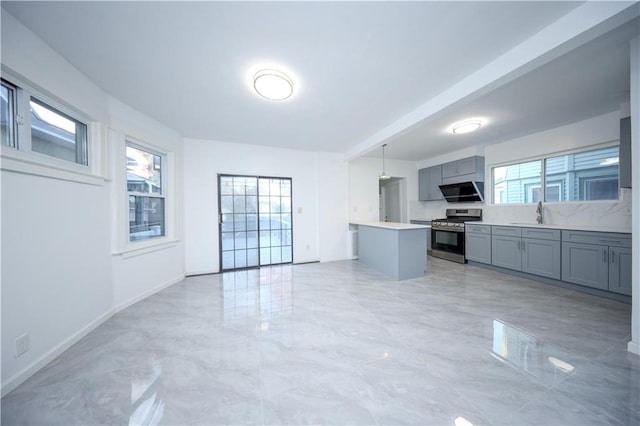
[491,235,522,271]
[456,156,477,176]
[522,238,561,280]
[441,161,458,178]
[561,242,608,290]
[620,117,631,188]
[418,168,429,201]
[466,232,491,264]
[428,165,443,200]
[418,166,443,201]
[609,246,632,295]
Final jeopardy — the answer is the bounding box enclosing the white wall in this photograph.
[411,111,632,229]
[0,171,113,395]
[628,36,639,356]
[1,9,185,394]
[1,10,112,394]
[108,98,185,311]
[183,139,349,275]
[348,157,418,223]
[317,152,350,262]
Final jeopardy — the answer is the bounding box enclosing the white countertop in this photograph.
[469,221,631,234]
[351,221,431,230]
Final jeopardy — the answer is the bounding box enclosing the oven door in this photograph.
[431,228,465,256]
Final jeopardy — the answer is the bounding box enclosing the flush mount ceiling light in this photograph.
[379,144,391,181]
[253,68,294,101]
[451,119,483,134]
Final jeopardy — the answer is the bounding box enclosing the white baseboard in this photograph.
[1,275,185,398]
[185,269,218,277]
[628,340,640,356]
[114,274,185,313]
[1,308,115,398]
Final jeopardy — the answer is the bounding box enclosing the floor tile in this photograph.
[1,257,636,426]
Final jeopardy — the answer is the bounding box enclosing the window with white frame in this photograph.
[492,146,619,204]
[126,142,166,241]
[1,80,17,147]
[1,77,89,166]
[493,160,542,204]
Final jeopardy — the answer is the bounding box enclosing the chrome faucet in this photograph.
[536,201,543,224]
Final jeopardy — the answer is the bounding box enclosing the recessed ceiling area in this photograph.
[379,16,639,161]
[2,1,638,162]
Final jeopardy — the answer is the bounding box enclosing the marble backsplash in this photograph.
[410,188,632,230]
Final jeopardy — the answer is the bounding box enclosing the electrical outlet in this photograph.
[15,333,29,357]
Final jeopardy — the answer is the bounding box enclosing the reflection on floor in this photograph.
[2,258,638,425]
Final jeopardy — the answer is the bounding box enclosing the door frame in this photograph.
[217,174,294,271]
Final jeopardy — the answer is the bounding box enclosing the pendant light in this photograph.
[379,144,391,180]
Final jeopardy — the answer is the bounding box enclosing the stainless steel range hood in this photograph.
[439,181,484,203]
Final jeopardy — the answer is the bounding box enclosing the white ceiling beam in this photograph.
[344,1,640,161]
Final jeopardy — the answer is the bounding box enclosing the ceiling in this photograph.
[2,1,639,161]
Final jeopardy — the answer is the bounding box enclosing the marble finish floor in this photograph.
[2,258,638,425]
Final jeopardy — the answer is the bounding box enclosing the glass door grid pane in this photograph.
[219,175,292,271]
[258,177,292,266]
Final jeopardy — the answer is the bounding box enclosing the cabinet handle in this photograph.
[603,249,607,263]
[610,250,615,264]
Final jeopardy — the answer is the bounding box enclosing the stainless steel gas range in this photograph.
[431,208,482,264]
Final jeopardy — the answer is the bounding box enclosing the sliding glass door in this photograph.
[218,175,292,271]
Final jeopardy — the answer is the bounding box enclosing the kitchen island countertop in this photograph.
[350,221,431,230]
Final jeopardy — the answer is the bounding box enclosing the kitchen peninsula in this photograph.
[351,222,430,280]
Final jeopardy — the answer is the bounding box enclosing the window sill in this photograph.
[1,148,108,186]
[113,239,181,259]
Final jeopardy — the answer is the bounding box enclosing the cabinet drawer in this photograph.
[521,228,560,241]
[562,230,631,248]
[466,224,490,234]
[492,226,522,237]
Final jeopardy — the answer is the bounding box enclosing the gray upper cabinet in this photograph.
[465,224,491,264]
[441,156,484,184]
[418,165,443,201]
[620,116,631,188]
[561,230,632,295]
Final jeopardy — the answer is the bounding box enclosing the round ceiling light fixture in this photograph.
[253,68,294,101]
[451,119,483,134]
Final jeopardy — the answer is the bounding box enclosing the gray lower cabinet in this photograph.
[491,226,561,280]
[561,242,609,290]
[521,238,561,279]
[492,235,522,270]
[465,224,491,264]
[610,246,632,295]
[561,230,632,295]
